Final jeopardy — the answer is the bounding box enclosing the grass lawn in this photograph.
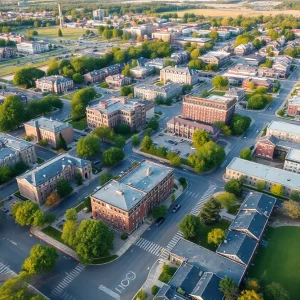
[33,27,89,40]
[210,90,226,96]
[75,200,88,213]
[14,191,29,201]
[92,255,118,264]
[158,265,178,283]
[37,157,45,164]
[69,118,87,130]
[194,219,231,251]
[42,226,64,244]
[62,92,76,101]
[248,226,300,300]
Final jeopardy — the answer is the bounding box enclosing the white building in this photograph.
[36,76,74,94]
[17,41,49,54]
[284,148,300,174]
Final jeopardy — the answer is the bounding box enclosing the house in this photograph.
[244,53,266,66]
[242,77,273,90]
[160,66,198,86]
[105,74,132,88]
[36,76,74,94]
[266,120,300,144]
[0,47,16,59]
[234,43,253,56]
[288,96,300,118]
[175,36,213,48]
[17,41,49,54]
[83,69,106,84]
[130,65,154,79]
[199,51,231,67]
[225,87,245,102]
[284,148,300,174]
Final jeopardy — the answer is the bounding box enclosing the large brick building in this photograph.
[199,51,231,67]
[86,97,146,131]
[91,160,174,234]
[24,117,74,148]
[287,96,300,118]
[36,76,74,94]
[160,66,198,86]
[16,154,92,204]
[182,94,236,125]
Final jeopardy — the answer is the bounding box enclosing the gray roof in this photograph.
[268,120,300,136]
[226,157,300,190]
[289,96,300,105]
[25,117,72,133]
[91,180,147,211]
[161,66,195,75]
[240,192,276,218]
[191,272,224,300]
[0,147,18,160]
[0,133,33,151]
[120,160,173,193]
[156,285,187,300]
[170,239,246,284]
[229,210,268,241]
[217,231,257,266]
[207,95,234,103]
[37,75,72,84]
[285,148,300,164]
[135,82,182,94]
[17,154,90,186]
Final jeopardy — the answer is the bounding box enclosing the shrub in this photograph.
[121,232,128,240]
[151,285,160,296]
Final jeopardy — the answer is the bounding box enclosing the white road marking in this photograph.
[99,285,120,300]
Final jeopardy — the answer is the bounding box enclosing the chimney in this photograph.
[145,166,152,176]
[120,97,127,105]
[100,100,107,109]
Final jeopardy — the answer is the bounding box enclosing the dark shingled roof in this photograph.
[155,284,187,300]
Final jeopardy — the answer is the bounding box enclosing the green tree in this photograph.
[114,135,126,148]
[230,114,251,136]
[147,117,159,130]
[192,129,210,149]
[240,148,252,161]
[270,184,284,196]
[179,215,201,240]
[114,50,127,63]
[264,282,289,300]
[215,192,237,209]
[58,28,63,37]
[72,73,83,84]
[166,152,181,167]
[212,75,228,90]
[256,181,265,191]
[135,290,147,300]
[225,179,243,197]
[71,87,96,118]
[152,205,167,219]
[151,285,160,296]
[122,65,131,76]
[65,208,77,221]
[199,197,221,225]
[219,277,239,300]
[190,48,200,59]
[207,228,225,246]
[77,136,101,158]
[62,220,77,248]
[14,201,40,226]
[47,58,60,75]
[141,136,153,151]
[246,279,260,292]
[102,147,125,165]
[75,172,83,185]
[100,81,109,88]
[188,59,205,70]
[22,244,58,275]
[131,134,140,146]
[120,85,133,96]
[100,172,113,185]
[291,191,300,201]
[56,133,68,150]
[93,126,115,142]
[209,30,219,41]
[56,178,73,198]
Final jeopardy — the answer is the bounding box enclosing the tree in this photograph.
[179,215,201,240]
[245,279,260,292]
[122,65,131,76]
[270,184,284,196]
[0,96,25,131]
[56,178,73,198]
[240,148,252,161]
[212,75,228,90]
[225,179,243,197]
[132,134,140,146]
[114,124,131,135]
[199,197,221,225]
[120,85,133,96]
[208,228,225,246]
[256,181,265,191]
[114,135,126,148]
[75,172,83,185]
[147,117,159,130]
[152,205,167,219]
[100,173,113,185]
[22,244,58,275]
[93,126,115,142]
[167,152,181,167]
[192,129,210,149]
[47,58,60,75]
[73,73,83,84]
[291,191,300,202]
[190,48,200,59]
[215,192,237,209]
[135,289,147,300]
[58,28,63,37]
[65,208,77,221]
[209,30,219,41]
[219,278,239,300]
[264,282,289,300]
[100,81,109,88]
[45,192,60,207]
[77,136,100,158]
[75,220,114,263]
[238,290,263,300]
[71,87,96,118]
[14,201,40,226]
[62,220,77,248]
[151,285,160,296]
[141,136,153,151]
[188,59,205,70]
[230,114,251,136]
[102,148,125,166]
[282,201,300,219]
[56,133,68,150]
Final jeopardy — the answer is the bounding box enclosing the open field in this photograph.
[248,226,300,300]
[34,27,91,40]
[165,8,300,17]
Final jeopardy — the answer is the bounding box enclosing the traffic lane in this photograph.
[0,180,18,199]
[35,146,57,160]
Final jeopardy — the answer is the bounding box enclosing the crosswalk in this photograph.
[59,291,76,300]
[51,264,85,296]
[135,238,164,256]
[190,185,216,216]
[184,190,202,199]
[160,231,184,260]
[0,260,11,275]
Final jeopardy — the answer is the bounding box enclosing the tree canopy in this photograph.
[77,135,101,158]
[199,197,221,225]
[192,129,211,148]
[207,228,225,246]
[240,148,252,161]
[179,215,201,240]
[102,147,125,165]
[225,178,243,197]
[56,178,73,198]
[13,67,45,88]
[152,205,167,219]
[212,75,228,90]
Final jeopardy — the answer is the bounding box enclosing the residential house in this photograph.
[36,76,74,94]
[105,74,132,88]
[234,43,253,56]
[160,66,197,86]
[130,65,154,79]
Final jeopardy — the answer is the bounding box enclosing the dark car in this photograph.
[172,204,181,213]
[249,145,254,150]
[155,217,165,227]
[93,160,100,165]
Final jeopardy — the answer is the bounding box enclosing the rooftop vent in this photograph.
[224,239,227,243]
[43,174,46,178]
[132,197,136,201]
[145,166,152,176]
[116,190,123,196]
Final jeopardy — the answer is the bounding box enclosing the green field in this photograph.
[248,226,300,300]
[34,27,91,40]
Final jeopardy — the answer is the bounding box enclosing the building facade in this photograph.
[130,66,154,79]
[182,94,236,124]
[266,121,300,143]
[91,160,174,234]
[287,96,300,118]
[16,154,92,204]
[105,74,132,88]
[36,76,74,94]
[17,41,49,54]
[160,66,197,86]
[86,97,146,131]
[199,51,231,67]
[284,148,300,174]
[0,47,16,59]
[84,69,106,84]
[24,117,74,148]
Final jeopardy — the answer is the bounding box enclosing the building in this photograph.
[152,32,172,42]
[224,87,245,102]
[199,51,231,67]
[167,117,220,141]
[0,47,16,59]
[144,58,165,70]
[17,41,49,54]
[105,74,132,88]
[91,160,174,234]
[134,83,182,101]
[160,66,197,86]
[130,65,154,79]
[123,25,155,37]
[182,94,236,125]
[266,121,300,144]
[284,148,300,174]
[36,76,74,94]
[0,133,37,167]
[24,117,74,148]
[244,54,266,66]
[83,69,106,84]
[255,135,278,159]
[93,9,105,21]
[287,96,300,118]
[170,51,190,64]
[242,77,273,90]
[86,97,146,131]
[16,154,92,204]
[225,157,300,197]
[175,36,213,48]
[234,43,253,56]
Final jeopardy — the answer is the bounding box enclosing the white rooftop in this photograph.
[289,96,300,106]
[286,148,300,163]
[207,95,232,103]
[268,120,300,136]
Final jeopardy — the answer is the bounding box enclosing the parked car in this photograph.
[172,204,181,213]
[249,145,254,150]
[93,160,100,165]
[155,217,165,227]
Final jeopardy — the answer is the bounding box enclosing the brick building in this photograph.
[86,97,146,131]
[160,66,197,86]
[199,51,231,67]
[266,121,300,143]
[16,154,92,204]
[36,76,74,94]
[234,43,253,56]
[287,96,300,118]
[0,133,37,167]
[105,74,132,88]
[255,135,277,160]
[167,117,220,141]
[83,69,106,84]
[242,77,273,91]
[182,94,236,125]
[91,160,174,234]
[24,117,74,148]
[0,47,16,59]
